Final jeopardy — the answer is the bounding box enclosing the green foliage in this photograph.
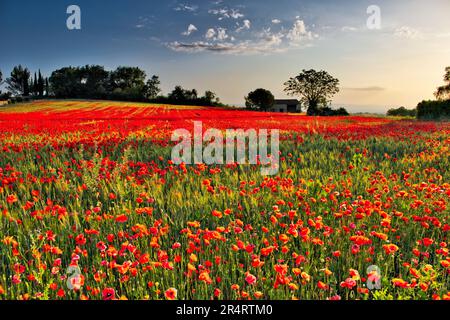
[154,86,223,106]
[387,106,416,117]
[145,75,161,100]
[245,88,275,111]
[284,69,340,116]
[435,66,450,101]
[49,65,150,101]
[5,65,31,96]
[47,66,224,105]
[417,100,450,120]
[38,70,45,97]
[110,66,146,92]
[316,106,349,116]
[1,123,448,299]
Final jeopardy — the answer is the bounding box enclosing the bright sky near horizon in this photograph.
[1,0,449,113]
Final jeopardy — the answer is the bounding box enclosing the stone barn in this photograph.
[271,99,301,113]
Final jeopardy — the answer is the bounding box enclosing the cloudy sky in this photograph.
[1,0,450,112]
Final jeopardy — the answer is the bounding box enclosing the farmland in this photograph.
[0,100,449,300]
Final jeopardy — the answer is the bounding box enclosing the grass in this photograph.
[0,100,449,300]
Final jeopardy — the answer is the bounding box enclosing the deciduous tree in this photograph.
[245,88,275,111]
[435,66,450,101]
[284,69,340,116]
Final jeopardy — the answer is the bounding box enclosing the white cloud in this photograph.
[264,33,284,46]
[134,16,154,29]
[230,9,244,19]
[209,8,244,20]
[168,39,287,55]
[205,28,216,39]
[168,18,317,55]
[394,26,421,39]
[204,27,229,41]
[174,3,198,12]
[236,19,251,32]
[182,24,198,36]
[287,20,315,43]
[272,19,281,24]
[257,28,285,46]
[342,26,358,32]
[217,28,229,41]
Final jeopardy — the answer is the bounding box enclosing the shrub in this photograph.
[387,107,416,117]
[0,92,11,101]
[417,100,450,120]
[315,106,349,116]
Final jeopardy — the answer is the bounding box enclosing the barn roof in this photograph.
[274,99,300,105]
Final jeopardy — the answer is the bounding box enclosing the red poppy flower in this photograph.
[422,238,434,247]
[165,288,177,300]
[115,214,128,223]
[57,289,65,298]
[245,272,257,285]
[75,234,86,246]
[102,288,115,300]
[317,281,329,290]
[7,194,18,204]
[383,244,399,255]
[340,278,357,289]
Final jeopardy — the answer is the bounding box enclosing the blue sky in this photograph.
[1,0,449,112]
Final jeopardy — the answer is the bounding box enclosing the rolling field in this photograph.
[0,100,449,300]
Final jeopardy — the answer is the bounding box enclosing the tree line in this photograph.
[386,67,450,119]
[1,66,50,100]
[1,67,349,115]
[0,65,224,107]
[2,65,448,118]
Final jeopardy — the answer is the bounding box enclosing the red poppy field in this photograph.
[0,100,449,300]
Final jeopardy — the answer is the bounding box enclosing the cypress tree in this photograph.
[45,78,50,96]
[23,77,30,96]
[33,72,38,96]
[38,70,44,96]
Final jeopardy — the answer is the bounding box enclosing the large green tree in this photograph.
[284,69,340,116]
[145,75,161,99]
[50,65,109,98]
[6,65,31,96]
[49,66,83,98]
[202,90,220,105]
[435,66,450,101]
[168,86,198,102]
[80,65,109,98]
[245,88,275,111]
[109,66,147,101]
[110,66,146,91]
